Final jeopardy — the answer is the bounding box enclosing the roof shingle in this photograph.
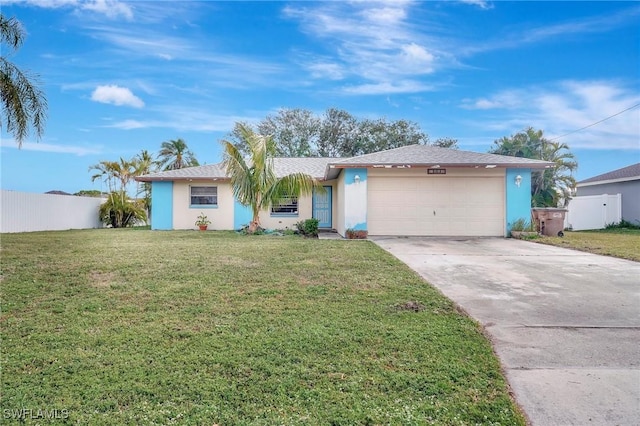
[578,163,640,185]
[136,144,554,182]
[333,144,553,168]
[136,157,343,181]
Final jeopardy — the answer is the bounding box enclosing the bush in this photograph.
[509,218,536,232]
[99,191,147,228]
[296,218,319,237]
[345,229,368,239]
[605,220,640,230]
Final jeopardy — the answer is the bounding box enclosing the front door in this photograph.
[313,186,332,228]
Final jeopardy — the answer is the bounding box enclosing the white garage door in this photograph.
[368,176,505,236]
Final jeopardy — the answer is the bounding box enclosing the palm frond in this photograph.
[0,57,47,146]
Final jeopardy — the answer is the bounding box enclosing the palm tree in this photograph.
[133,149,155,215]
[1,14,47,147]
[89,158,145,228]
[157,138,199,170]
[222,124,322,233]
[490,127,577,207]
[89,158,137,193]
[533,141,577,207]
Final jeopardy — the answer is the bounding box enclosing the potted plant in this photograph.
[195,212,211,231]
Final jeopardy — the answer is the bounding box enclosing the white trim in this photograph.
[578,176,640,187]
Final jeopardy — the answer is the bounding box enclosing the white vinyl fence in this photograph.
[565,193,622,231]
[1,190,104,233]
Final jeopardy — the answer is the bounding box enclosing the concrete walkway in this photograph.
[370,236,640,426]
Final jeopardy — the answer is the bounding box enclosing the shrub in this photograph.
[509,218,536,232]
[605,220,640,230]
[99,191,147,228]
[345,229,368,239]
[296,218,319,237]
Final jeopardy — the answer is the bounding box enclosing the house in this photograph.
[135,144,552,237]
[574,163,640,225]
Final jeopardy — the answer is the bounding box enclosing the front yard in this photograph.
[536,228,640,262]
[1,230,525,425]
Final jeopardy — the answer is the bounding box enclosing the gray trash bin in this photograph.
[532,208,568,237]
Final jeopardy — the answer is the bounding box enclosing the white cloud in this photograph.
[91,85,144,108]
[466,5,640,55]
[344,80,434,95]
[284,2,447,95]
[81,0,133,20]
[460,91,522,110]
[459,0,493,10]
[400,43,435,72]
[106,107,260,133]
[0,139,102,156]
[107,119,147,130]
[306,62,345,80]
[7,0,133,20]
[360,6,407,24]
[461,80,640,150]
[3,0,78,7]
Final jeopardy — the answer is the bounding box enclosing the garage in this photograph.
[367,169,505,236]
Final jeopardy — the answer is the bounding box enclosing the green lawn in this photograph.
[1,230,525,425]
[536,228,640,262]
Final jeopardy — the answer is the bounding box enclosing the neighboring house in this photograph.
[575,163,640,225]
[135,144,552,237]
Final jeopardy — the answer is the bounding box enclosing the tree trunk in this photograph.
[248,213,261,233]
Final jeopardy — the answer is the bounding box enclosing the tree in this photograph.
[1,14,47,147]
[157,138,199,170]
[354,118,428,156]
[133,149,155,216]
[226,121,257,157]
[433,137,459,149]
[89,158,137,193]
[74,189,104,197]
[258,109,319,157]
[99,194,146,228]
[89,158,146,228]
[317,108,358,157]
[489,127,577,207]
[222,124,322,233]
[224,108,445,158]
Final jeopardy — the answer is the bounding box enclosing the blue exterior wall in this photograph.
[151,181,173,230]
[343,168,367,231]
[234,199,253,230]
[505,168,532,233]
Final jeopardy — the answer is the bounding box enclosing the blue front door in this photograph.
[313,186,332,228]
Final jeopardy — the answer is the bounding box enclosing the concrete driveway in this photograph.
[371,237,640,426]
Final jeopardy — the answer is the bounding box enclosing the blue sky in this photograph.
[1,0,639,194]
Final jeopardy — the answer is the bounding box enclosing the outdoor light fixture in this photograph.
[515,175,522,187]
[354,175,360,183]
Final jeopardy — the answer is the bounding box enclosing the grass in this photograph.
[1,230,525,425]
[536,228,640,262]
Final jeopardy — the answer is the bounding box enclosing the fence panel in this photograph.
[566,193,622,231]
[1,190,103,233]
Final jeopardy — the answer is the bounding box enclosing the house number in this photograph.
[428,169,446,174]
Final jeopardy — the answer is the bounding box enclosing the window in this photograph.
[190,186,217,206]
[271,196,298,215]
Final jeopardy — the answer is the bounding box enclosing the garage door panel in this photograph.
[368,176,504,236]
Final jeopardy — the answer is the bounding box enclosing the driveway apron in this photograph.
[371,237,640,426]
